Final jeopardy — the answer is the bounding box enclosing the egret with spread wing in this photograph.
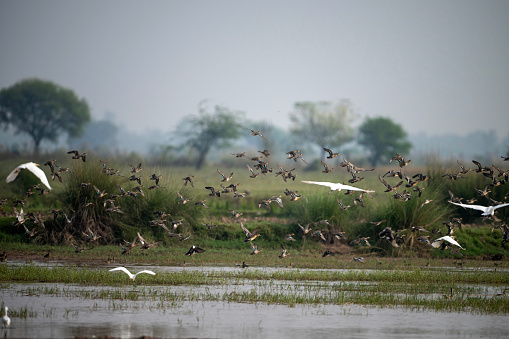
[109,267,156,281]
[431,236,465,250]
[6,162,52,190]
[302,180,374,193]
[449,201,509,217]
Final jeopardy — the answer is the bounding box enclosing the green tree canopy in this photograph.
[176,102,244,169]
[358,116,412,167]
[289,99,357,159]
[0,78,91,154]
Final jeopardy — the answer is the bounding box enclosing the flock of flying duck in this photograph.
[2,128,509,279]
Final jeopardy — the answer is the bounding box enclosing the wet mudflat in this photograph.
[1,261,508,339]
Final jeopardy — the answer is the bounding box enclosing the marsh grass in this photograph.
[0,302,37,319]
[2,265,508,314]
[2,264,507,285]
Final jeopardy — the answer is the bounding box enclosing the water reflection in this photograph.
[1,261,508,339]
[2,293,507,339]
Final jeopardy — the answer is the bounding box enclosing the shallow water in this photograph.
[2,292,507,339]
[7,257,509,273]
[1,262,508,339]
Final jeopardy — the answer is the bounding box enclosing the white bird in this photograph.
[1,306,10,328]
[449,201,509,217]
[302,180,374,193]
[109,267,156,281]
[6,162,52,190]
[431,236,465,250]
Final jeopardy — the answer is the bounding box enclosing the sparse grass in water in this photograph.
[2,266,508,314]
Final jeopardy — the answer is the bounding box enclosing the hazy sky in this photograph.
[1,0,508,138]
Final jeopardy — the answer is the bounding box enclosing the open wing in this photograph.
[302,180,374,193]
[136,270,156,276]
[240,222,252,237]
[25,163,52,190]
[449,201,488,213]
[109,266,133,277]
[6,167,22,183]
[301,180,335,188]
[493,203,509,211]
[7,162,52,190]
[137,232,147,245]
[432,236,465,250]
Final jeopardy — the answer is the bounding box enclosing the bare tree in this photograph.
[176,102,244,169]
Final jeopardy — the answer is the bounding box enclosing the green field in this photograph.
[1,151,508,261]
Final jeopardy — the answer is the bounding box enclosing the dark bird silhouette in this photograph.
[323,147,340,159]
[379,175,403,193]
[322,250,335,257]
[185,245,205,256]
[149,174,162,185]
[259,149,270,157]
[182,176,195,187]
[67,150,86,162]
[205,186,221,197]
[390,153,411,167]
[128,162,143,173]
[231,152,246,158]
[321,160,334,173]
[129,175,142,185]
[379,227,399,247]
[44,159,57,173]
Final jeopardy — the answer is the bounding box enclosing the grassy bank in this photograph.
[1,154,508,260]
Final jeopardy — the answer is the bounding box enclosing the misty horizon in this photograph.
[1,0,509,139]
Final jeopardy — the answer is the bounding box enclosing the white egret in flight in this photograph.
[109,267,156,281]
[449,201,509,217]
[431,235,465,250]
[302,180,374,193]
[6,162,52,190]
